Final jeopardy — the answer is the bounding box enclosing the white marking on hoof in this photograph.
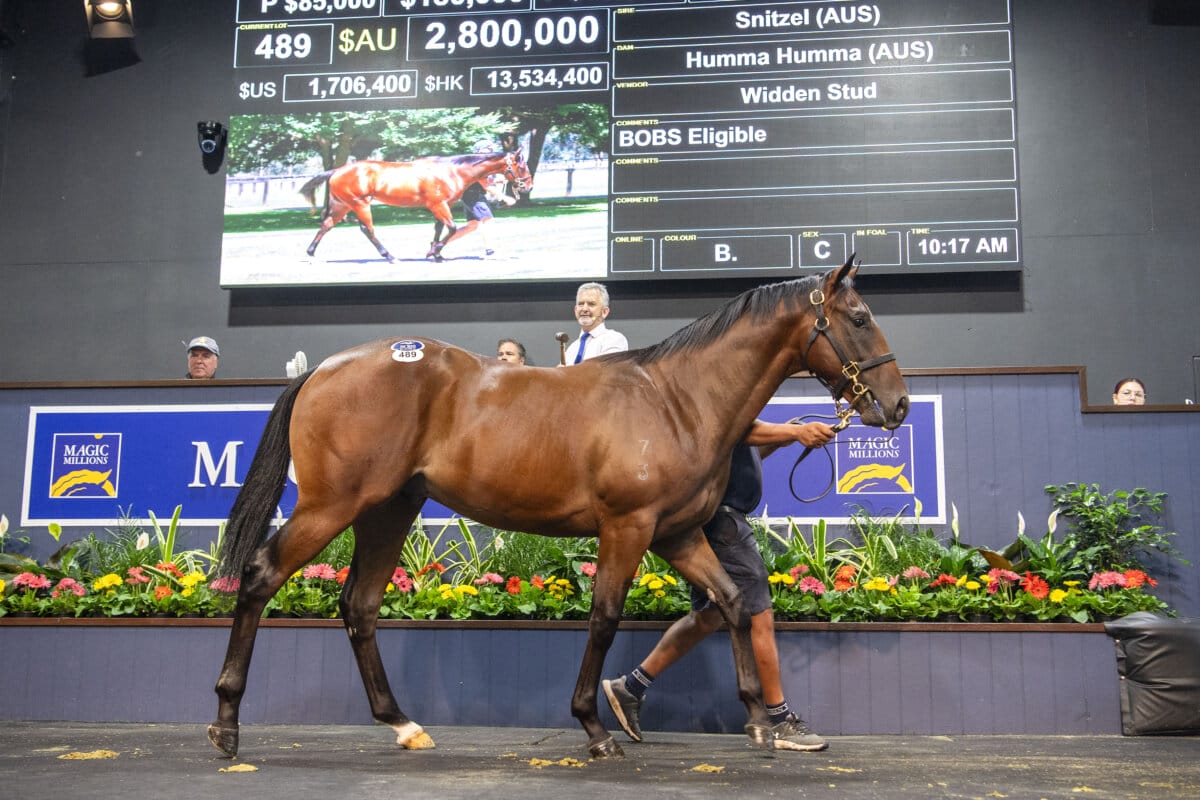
[391,721,435,750]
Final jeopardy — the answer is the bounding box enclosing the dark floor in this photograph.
[1,722,1197,799]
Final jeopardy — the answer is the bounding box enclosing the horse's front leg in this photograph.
[651,528,773,751]
[572,527,651,758]
[339,500,433,749]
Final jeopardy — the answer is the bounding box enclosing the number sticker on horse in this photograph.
[391,340,425,363]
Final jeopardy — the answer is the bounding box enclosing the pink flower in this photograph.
[789,564,810,581]
[1089,571,1127,590]
[13,572,52,591]
[209,575,241,593]
[391,567,413,593]
[302,563,337,580]
[797,577,826,595]
[902,566,930,581]
[52,577,86,598]
[473,572,504,586]
[125,566,151,585]
[581,562,597,578]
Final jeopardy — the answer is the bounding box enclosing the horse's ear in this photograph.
[825,254,858,296]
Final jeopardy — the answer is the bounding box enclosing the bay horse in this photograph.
[207,259,909,760]
[299,149,532,263]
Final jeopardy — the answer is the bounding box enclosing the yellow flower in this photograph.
[653,590,666,598]
[863,577,893,592]
[662,574,677,586]
[385,583,395,593]
[179,571,207,589]
[0,578,6,595]
[955,575,968,587]
[181,587,195,597]
[768,572,795,586]
[457,585,478,597]
[648,579,664,591]
[291,569,304,580]
[1049,589,1068,603]
[979,574,993,585]
[965,580,981,591]
[639,572,657,587]
[1063,580,1080,588]
[92,573,122,591]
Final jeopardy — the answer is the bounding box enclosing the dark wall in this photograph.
[0,1,1198,403]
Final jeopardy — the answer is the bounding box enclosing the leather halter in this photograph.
[798,287,896,431]
[503,152,528,192]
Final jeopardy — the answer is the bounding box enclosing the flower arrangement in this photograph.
[0,490,1181,623]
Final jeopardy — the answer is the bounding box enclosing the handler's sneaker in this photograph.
[602,675,644,742]
[771,714,827,751]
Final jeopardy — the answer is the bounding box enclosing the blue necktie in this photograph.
[573,331,590,364]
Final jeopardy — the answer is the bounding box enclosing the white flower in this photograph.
[0,513,8,538]
[1017,511,1026,537]
[1047,508,1060,535]
[135,532,150,551]
[950,502,959,539]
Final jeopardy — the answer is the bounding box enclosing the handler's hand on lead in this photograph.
[796,422,836,447]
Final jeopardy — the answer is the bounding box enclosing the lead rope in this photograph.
[787,413,852,503]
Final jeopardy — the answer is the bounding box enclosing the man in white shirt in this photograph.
[563,282,629,364]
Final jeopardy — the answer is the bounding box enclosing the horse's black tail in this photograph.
[217,371,315,578]
[298,170,335,217]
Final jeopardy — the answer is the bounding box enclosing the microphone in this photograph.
[555,332,569,366]
[286,351,308,378]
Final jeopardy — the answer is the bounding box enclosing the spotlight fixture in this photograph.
[84,0,133,40]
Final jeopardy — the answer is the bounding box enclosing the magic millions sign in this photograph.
[22,398,944,526]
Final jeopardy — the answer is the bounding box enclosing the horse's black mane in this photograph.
[604,273,825,367]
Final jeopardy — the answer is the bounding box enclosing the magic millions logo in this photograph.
[49,433,122,498]
[836,426,914,494]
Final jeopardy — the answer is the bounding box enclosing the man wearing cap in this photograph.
[186,337,220,380]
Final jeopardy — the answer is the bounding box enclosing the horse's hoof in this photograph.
[392,721,435,750]
[744,723,775,753]
[588,735,624,759]
[207,722,239,758]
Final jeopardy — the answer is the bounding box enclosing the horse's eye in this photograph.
[852,316,867,328]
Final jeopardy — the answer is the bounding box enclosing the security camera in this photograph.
[197,121,226,155]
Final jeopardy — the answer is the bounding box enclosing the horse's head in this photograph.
[800,258,909,430]
[504,151,533,194]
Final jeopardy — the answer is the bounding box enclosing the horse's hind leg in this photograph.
[306,203,351,257]
[349,203,394,262]
[650,528,773,751]
[339,496,432,750]
[209,502,357,757]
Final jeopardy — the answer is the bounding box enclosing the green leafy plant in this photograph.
[1044,483,1185,572]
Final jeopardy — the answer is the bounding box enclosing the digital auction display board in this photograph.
[222,0,1020,287]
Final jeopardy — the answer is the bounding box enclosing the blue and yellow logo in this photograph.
[836,427,914,495]
[49,433,121,498]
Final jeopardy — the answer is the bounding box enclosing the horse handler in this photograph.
[604,417,836,751]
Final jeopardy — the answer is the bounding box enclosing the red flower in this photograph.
[335,566,350,585]
[153,585,173,600]
[416,562,446,577]
[1122,569,1156,589]
[531,575,545,590]
[506,576,522,595]
[930,573,959,589]
[1020,571,1050,600]
[156,561,183,579]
